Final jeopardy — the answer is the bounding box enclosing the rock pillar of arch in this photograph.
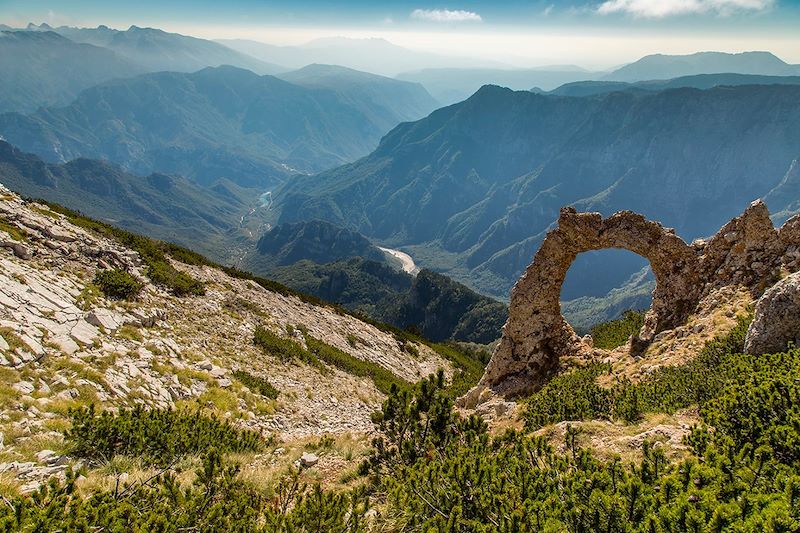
[461,207,702,405]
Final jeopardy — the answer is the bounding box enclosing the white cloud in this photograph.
[597,0,774,17]
[410,9,483,22]
[543,4,555,16]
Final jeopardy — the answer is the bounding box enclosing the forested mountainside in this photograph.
[268,258,508,343]
[0,65,438,187]
[277,84,800,300]
[246,220,389,271]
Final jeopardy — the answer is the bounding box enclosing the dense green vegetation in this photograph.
[232,370,279,400]
[0,450,368,532]
[525,316,750,428]
[269,258,508,343]
[66,405,263,466]
[247,220,389,270]
[359,333,800,531]
[93,268,143,300]
[589,310,646,349]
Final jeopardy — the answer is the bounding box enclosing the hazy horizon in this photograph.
[3,0,800,70]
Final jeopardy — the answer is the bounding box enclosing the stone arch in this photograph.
[463,207,702,403]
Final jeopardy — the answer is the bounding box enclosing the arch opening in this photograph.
[560,248,655,337]
[469,207,702,401]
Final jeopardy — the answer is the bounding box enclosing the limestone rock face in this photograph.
[461,200,800,406]
[745,272,800,355]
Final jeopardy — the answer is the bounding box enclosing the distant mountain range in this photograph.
[396,51,800,105]
[0,65,439,187]
[396,67,600,105]
[0,30,143,113]
[0,140,261,259]
[0,24,286,113]
[276,84,800,304]
[547,73,800,97]
[219,36,507,77]
[605,51,800,82]
[25,23,283,74]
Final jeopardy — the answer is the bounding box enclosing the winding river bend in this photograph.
[378,247,420,275]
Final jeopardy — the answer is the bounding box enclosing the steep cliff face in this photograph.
[0,182,452,492]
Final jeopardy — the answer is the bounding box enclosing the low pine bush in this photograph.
[590,309,646,349]
[65,405,263,466]
[233,369,279,399]
[0,451,368,532]
[525,315,752,429]
[94,269,143,300]
[305,335,409,394]
[147,260,205,296]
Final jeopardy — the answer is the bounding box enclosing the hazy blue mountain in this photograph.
[0,30,143,113]
[278,64,440,125]
[25,23,284,75]
[276,84,800,303]
[268,258,508,343]
[0,141,262,259]
[550,73,800,97]
[561,266,655,333]
[244,220,389,272]
[218,36,507,77]
[605,51,800,82]
[0,66,437,188]
[396,68,601,104]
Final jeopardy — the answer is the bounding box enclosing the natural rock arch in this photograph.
[463,207,702,403]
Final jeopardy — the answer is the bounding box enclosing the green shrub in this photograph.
[65,405,262,466]
[524,315,752,429]
[0,451,368,532]
[590,309,646,349]
[253,326,323,371]
[362,350,800,532]
[304,335,409,395]
[525,363,613,429]
[94,269,143,300]
[147,260,205,296]
[233,370,279,399]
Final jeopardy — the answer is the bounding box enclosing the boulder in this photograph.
[745,272,800,355]
[300,452,319,467]
[86,310,124,332]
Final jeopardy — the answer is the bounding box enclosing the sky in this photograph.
[2,0,799,68]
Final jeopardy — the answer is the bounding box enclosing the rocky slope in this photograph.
[0,183,452,492]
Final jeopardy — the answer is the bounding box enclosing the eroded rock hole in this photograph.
[560,248,655,336]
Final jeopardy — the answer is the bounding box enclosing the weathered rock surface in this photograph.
[462,200,800,405]
[0,181,452,489]
[745,271,800,355]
